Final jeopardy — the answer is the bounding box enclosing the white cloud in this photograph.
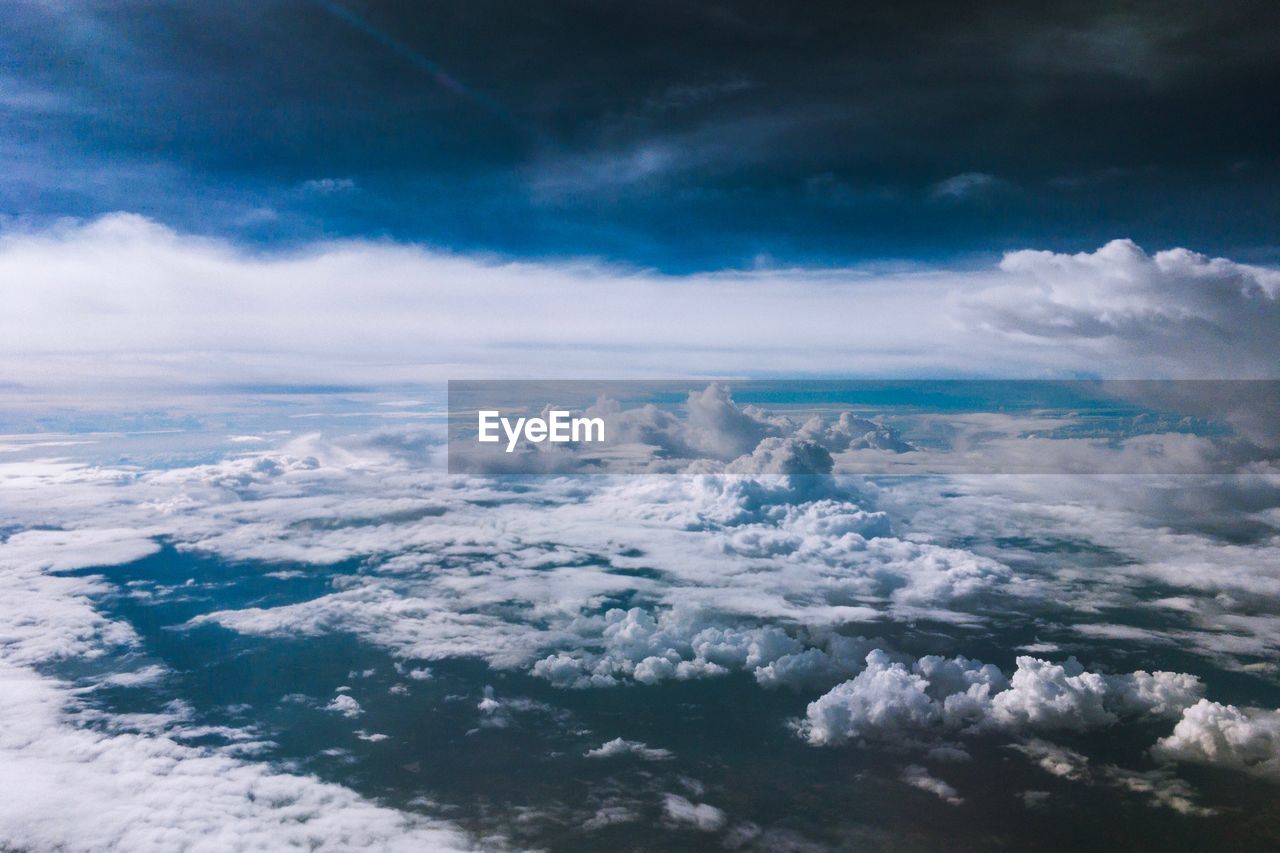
[326,694,364,718]
[800,652,1202,745]
[1010,740,1089,780]
[0,213,1007,389]
[0,528,157,668]
[0,527,478,851]
[584,737,673,761]
[0,405,1274,837]
[1154,699,1280,780]
[965,238,1280,378]
[1011,739,1215,816]
[0,663,475,852]
[581,804,639,831]
[989,657,1202,730]
[800,650,1005,745]
[9,216,1277,394]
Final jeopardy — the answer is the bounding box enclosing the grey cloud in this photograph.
[661,793,726,832]
[900,765,963,805]
[929,172,1001,200]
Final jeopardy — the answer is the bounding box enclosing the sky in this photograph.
[4,0,1280,270]
[3,5,1280,849]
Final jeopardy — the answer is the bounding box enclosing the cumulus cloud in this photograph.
[326,694,364,718]
[3,214,1279,847]
[450,382,917,477]
[965,239,1280,377]
[584,738,673,761]
[135,426,1014,681]
[989,657,1203,730]
[1,405,1274,839]
[801,650,1006,745]
[800,652,1202,745]
[1154,699,1280,780]
[581,387,912,473]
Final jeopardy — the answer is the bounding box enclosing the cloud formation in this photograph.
[967,239,1280,377]
[3,217,1277,392]
[800,651,1202,745]
[0,528,476,851]
[1155,699,1280,780]
[3,403,1279,841]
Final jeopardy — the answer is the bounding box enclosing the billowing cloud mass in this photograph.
[799,652,1202,745]
[1155,700,1280,780]
[1,217,1277,391]
[967,239,1280,378]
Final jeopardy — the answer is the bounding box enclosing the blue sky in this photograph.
[4,0,1280,270]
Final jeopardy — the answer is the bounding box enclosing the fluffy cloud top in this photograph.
[584,738,673,761]
[968,239,1280,378]
[1155,699,1280,780]
[801,651,1203,745]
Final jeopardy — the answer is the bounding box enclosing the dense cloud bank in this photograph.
[1,216,1278,389]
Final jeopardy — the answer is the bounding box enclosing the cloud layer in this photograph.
[0,528,476,852]
[2,382,1279,843]
[2,216,1277,391]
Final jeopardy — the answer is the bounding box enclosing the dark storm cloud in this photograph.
[2,0,1279,267]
